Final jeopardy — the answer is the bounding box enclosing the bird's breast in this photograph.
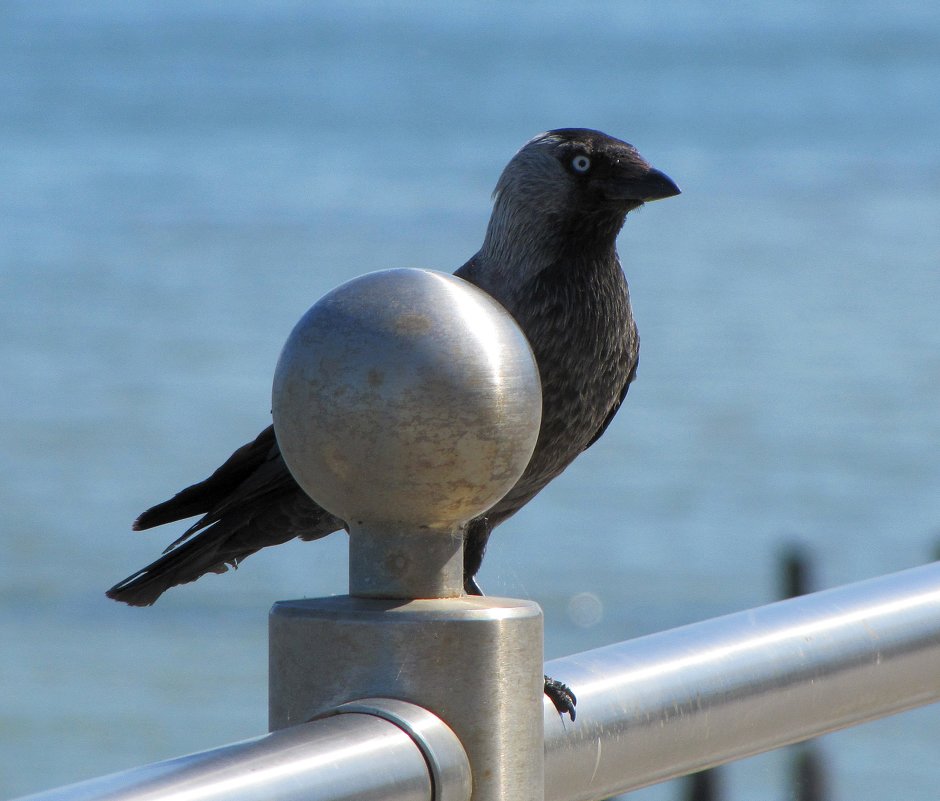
[509,258,637,484]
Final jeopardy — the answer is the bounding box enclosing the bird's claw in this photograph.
[544,674,577,721]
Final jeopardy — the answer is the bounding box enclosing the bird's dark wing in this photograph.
[134,426,280,533]
[109,426,343,606]
[584,345,638,451]
[106,488,340,606]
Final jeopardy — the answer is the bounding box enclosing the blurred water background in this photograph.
[2,2,939,798]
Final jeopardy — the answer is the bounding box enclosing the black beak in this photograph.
[605,165,680,205]
[635,167,681,202]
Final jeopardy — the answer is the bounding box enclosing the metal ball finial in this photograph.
[272,268,542,597]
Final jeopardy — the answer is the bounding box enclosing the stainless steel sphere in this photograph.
[272,268,542,532]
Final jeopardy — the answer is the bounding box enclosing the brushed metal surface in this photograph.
[18,564,940,801]
[271,268,541,597]
[14,713,433,801]
[333,698,471,801]
[270,595,545,801]
[542,561,940,801]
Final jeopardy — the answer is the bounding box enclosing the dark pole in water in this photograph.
[684,768,721,801]
[779,542,829,801]
[780,542,815,599]
[792,745,829,801]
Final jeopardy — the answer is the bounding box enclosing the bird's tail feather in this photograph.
[132,428,279,532]
[106,531,256,607]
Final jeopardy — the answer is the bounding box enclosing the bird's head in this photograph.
[481,129,679,274]
[496,128,679,216]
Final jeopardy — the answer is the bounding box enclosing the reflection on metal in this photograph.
[14,562,940,801]
[271,268,542,599]
[542,560,940,801]
[269,267,546,801]
[269,594,544,801]
[331,699,471,801]
[268,595,543,801]
[15,709,442,801]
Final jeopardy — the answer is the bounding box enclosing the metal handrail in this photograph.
[14,706,454,801]
[543,560,940,799]
[14,561,940,801]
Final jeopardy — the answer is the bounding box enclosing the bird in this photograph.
[108,128,679,716]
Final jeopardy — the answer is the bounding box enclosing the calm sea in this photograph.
[2,2,939,798]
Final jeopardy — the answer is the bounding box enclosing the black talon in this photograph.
[544,675,577,721]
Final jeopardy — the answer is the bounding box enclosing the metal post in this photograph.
[269,269,547,801]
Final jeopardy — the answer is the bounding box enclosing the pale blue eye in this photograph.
[571,154,591,173]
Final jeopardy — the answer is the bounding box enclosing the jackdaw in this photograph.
[108,128,679,715]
